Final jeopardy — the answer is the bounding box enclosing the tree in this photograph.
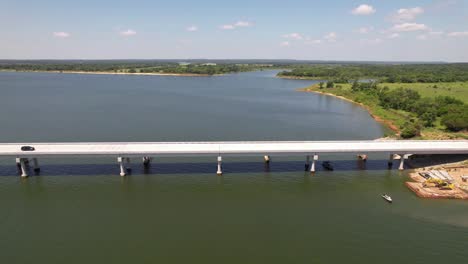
[441,105,468,131]
[400,122,421,139]
[326,81,334,88]
[351,80,359,91]
[319,82,324,89]
[420,111,437,127]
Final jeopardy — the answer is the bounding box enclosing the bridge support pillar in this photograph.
[32,158,40,173]
[16,158,21,171]
[305,155,310,171]
[388,154,394,166]
[143,157,151,167]
[217,156,223,176]
[125,158,132,172]
[118,157,126,177]
[19,158,28,177]
[398,154,406,171]
[264,155,270,164]
[310,155,318,173]
[358,154,368,162]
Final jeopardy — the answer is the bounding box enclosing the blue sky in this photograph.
[2,0,468,61]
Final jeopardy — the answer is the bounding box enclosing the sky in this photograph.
[1,0,468,61]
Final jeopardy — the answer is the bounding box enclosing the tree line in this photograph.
[279,64,468,83]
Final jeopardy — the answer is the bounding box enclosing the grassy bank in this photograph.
[301,82,468,140]
[380,82,468,103]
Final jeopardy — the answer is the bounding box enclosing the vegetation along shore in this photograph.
[281,64,468,140]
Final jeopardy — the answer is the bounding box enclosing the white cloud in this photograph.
[282,33,303,40]
[324,32,337,42]
[356,27,373,34]
[391,23,429,32]
[234,21,252,27]
[280,41,290,47]
[186,25,198,32]
[447,31,468,37]
[53,32,70,38]
[392,7,424,22]
[351,4,376,15]
[220,21,253,30]
[220,24,235,30]
[387,33,400,39]
[120,29,137,36]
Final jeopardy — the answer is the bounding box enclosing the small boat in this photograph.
[382,194,392,203]
[322,161,334,171]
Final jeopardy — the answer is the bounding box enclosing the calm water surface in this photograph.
[0,71,466,264]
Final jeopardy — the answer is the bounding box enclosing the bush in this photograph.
[420,111,437,127]
[441,107,468,131]
[400,122,421,138]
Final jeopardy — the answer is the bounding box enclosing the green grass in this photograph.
[380,82,468,103]
[329,82,468,103]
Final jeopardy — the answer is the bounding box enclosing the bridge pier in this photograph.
[305,155,310,171]
[217,156,223,175]
[398,154,407,171]
[388,154,394,167]
[32,158,40,173]
[310,155,318,173]
[118,157,127,176]
[16,158,21,171]
[358,154,368,161]
[143,157,151,167]
[125,157,132,172]
[264,155,271,164]
[19,158,28,177]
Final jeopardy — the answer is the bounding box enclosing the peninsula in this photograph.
[279,64,468,140]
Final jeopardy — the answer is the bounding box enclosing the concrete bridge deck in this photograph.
[1,140,467,177]
[0,140,467,156]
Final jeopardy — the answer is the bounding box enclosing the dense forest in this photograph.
[279,64,468,83]
[0,61,274,75]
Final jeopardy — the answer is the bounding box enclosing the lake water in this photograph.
[0,71,466,264]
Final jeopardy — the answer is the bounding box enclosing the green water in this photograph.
[0,71,466,263]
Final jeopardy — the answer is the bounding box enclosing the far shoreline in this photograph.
[0,69,220,77]
[277,75,325,80]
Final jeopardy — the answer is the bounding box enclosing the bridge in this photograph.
[0,140,467,177]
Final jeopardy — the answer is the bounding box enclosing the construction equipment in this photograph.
[439,183,455,190]
[423,178,454,190]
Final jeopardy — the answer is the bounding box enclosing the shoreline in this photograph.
[297,87,400,135]
[278,75,325,80]
[0,70,219,77]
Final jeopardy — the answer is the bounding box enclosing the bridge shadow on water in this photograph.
[0,160,399,177]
